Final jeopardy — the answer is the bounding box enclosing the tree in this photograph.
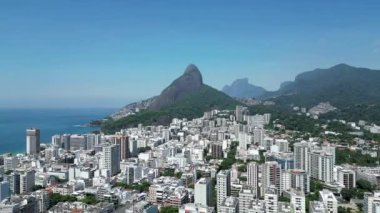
[175,172,183,179]
[341,188,355,201]
[219,142,238,171]
[113,181,151,193]
[238,164,247,172]
[279,196,290,202]
[80,194,99,205]
[196,170,202,179]
[160,206,178,213]
[48,193,77,209]
[338,206,353,213]
[137,147,151,154]
[31,185,44,191]
[239,176,247,182]
[357,179,374,192]
[161,168,176,177]
[310,180,323,192]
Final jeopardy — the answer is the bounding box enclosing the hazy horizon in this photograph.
[1,0,380,108]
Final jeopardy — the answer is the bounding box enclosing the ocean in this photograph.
[0,108,116,154]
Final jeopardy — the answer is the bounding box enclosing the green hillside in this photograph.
[266,64,380,107]
[261,64,380,124]
[102,85,240,133]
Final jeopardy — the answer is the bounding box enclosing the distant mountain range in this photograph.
[223,64,380,108]
[222,78,267,99]
[264,63,380,107]
[102,64,239,133]
[103,63,380,133]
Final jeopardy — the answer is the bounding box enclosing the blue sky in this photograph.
[1,0,380,108]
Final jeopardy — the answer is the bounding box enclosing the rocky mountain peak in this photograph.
[149,64,204,110]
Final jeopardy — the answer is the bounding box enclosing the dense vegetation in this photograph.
[137,146,152,154]
[322,104,380,125]
[31,185,44,191]
[336,148,378,166]
[114,181,151,192]
[340,179,375,204]
[265,64,380,108]
[260,64,380,125]
[160,168,183,179]
[219,142,239,171]
[160,206,179,213]
[305,180,324,212]
[80,194,99,205]
[249,105,322,136]
[102,85,239,133]
[48,193,77,208]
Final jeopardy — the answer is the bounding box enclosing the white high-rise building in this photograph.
[293,141,310,172]
[231,164,239,183]
[337,169,356,189]
[129,139,138,157]
[281,170,291,192]
[290,190,306,213]
[309,151,334,183]
[217,170,231,212]
[364,191,380,213]
[51,135,61,147]
[247,162,260,196]
[70,134,86,151]
[264,189,278,213]
[4,157,19,172]
[253,128,264,146]
[219,196,239,213]
[238,132,253,150]
[195,178,211,207]
[275,139,289,153]
[235,105,248,122]
[8,172,20,195]
[319,189,338,213]
[45,147,58,162]
[20,170,35,194]
[35,190,49,213]
[124,163,142,184]
[85,134,101,150]
[262,161,281,195]
[61,134,71,150]
[26,128,40,155]
[102,144,121,176]
[0,181,10,201]
[321,143,336,164]
[179,203,213,213]
[290,169,310,194]
[239,186,255,213]
[309,201,327,213]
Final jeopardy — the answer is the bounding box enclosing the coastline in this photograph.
[0,108,115,154]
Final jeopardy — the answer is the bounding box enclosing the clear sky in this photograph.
[1,0,380,108]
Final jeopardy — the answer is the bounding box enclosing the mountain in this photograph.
[149,64,203,110]
[102,64,240,133]
[264,63,380,107]
[222,78,267,98]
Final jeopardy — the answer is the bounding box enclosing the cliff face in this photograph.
[149,64,203,110]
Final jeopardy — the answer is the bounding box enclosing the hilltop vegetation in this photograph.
[265,64,380,107]
[102,64,240,133]
[102,85,239,133]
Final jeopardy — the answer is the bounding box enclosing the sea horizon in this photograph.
[0,107,117,154]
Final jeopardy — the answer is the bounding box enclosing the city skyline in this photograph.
[1,0,380,108]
